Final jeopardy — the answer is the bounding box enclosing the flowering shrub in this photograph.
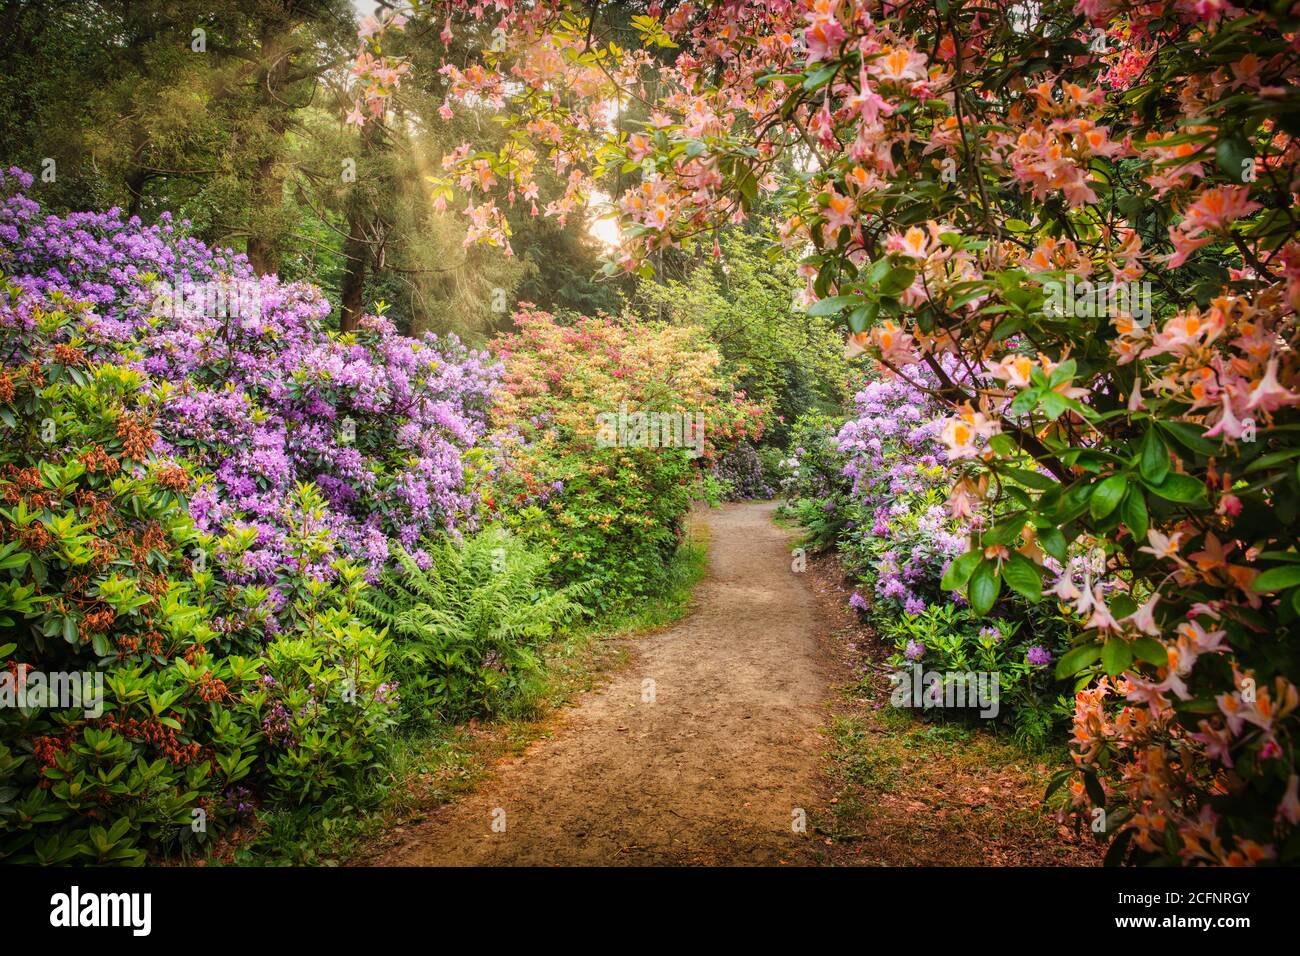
[0,291,255,862]
[881,604,1075,751]
[0,278,400,860]
[490,307,766,604]
[713,442,776,501]
[0,168,499,604]
[836,366,968,615]
[419,0,1300,866]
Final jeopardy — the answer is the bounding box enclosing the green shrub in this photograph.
[0,287,398,862]
[879,603,1073,750]
[359,527,587,724]
[0,307,260,862]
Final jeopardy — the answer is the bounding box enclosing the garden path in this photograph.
[371,501,829,865]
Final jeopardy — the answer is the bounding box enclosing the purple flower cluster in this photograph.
[0,169,500,586]
[714,441,775,500]
[835,361,970,614]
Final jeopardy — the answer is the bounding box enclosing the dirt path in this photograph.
[372,501,828,866]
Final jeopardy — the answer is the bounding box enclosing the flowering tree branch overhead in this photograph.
[348,0,1300,864]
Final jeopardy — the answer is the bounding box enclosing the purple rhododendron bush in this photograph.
[0,171,505,862]
[0,168,500,592]
[782,361,1078,750]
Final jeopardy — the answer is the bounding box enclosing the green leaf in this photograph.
[1043,768,1074,801]
[846,302,878,333]
[1090,474,1128,520]
[968,559,1001,615]
[1104,828,1135,866]
[1002,552,1043,602]
[1120,489,1148,539]
[1037,526,1068,563]
[1138,428,1169,484]
[877,266,915,296]
[1215,135,1253,184]
[1252,565,1300,593]
[807,295,858,318]
[1157,420,1216,457]
[1243,447,1300,474]
[1083,770,1107,808]
[1102,637,1134,676]
[940,549,981,591]
[1055,643,1102,678]
[1132,637,1168,666]
[1001,466,1055,491]
[802,64,838,91]
[1146,472,1207,505]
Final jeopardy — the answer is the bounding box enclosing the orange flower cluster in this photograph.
[32,734,70,778]
[78,443,121,475]
[51,344,85,366]
[103,715,204,768]
[81,606,116,633]
[115,414,157,461]
[153,465,189,491]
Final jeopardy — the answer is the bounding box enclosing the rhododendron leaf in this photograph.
[1157,420,1216,457]
[1044,767,1074,801]
[1009,387,1040,416]
[1002,552,1042,603]
[1057,482,1094,523]
[1083,770,1107,809]
[1133,637,1168,667]
[802,64,838,91]
[1037,527,1068,563]
[940,549,981,591]
[1003,486,1032,509]
[861,258,890,286]
[806,295,857,318]
[1138,428,1169,484]
[1102,637,1134,677]
[877,267,915,297]
[1243,447,1300,474]
[1215,135,1253,181]
[1090,474,1127,520]
[846,303,877,334]
[1120,489,1149,540]
[1038,390,1076,421]
[1110,594,1138,619]
[1146,472,1207,505]
[988,434,1018,457]
[1103,828,1135,867]
[1251,565,1300,593]
[968,560,1000,615]
[1047,359,1076,388]
[983,518,1025,546]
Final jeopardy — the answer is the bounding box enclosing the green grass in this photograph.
[215,531,710,867]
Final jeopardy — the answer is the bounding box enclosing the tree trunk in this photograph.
[245,18,293,276]
[338,121,379,332]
